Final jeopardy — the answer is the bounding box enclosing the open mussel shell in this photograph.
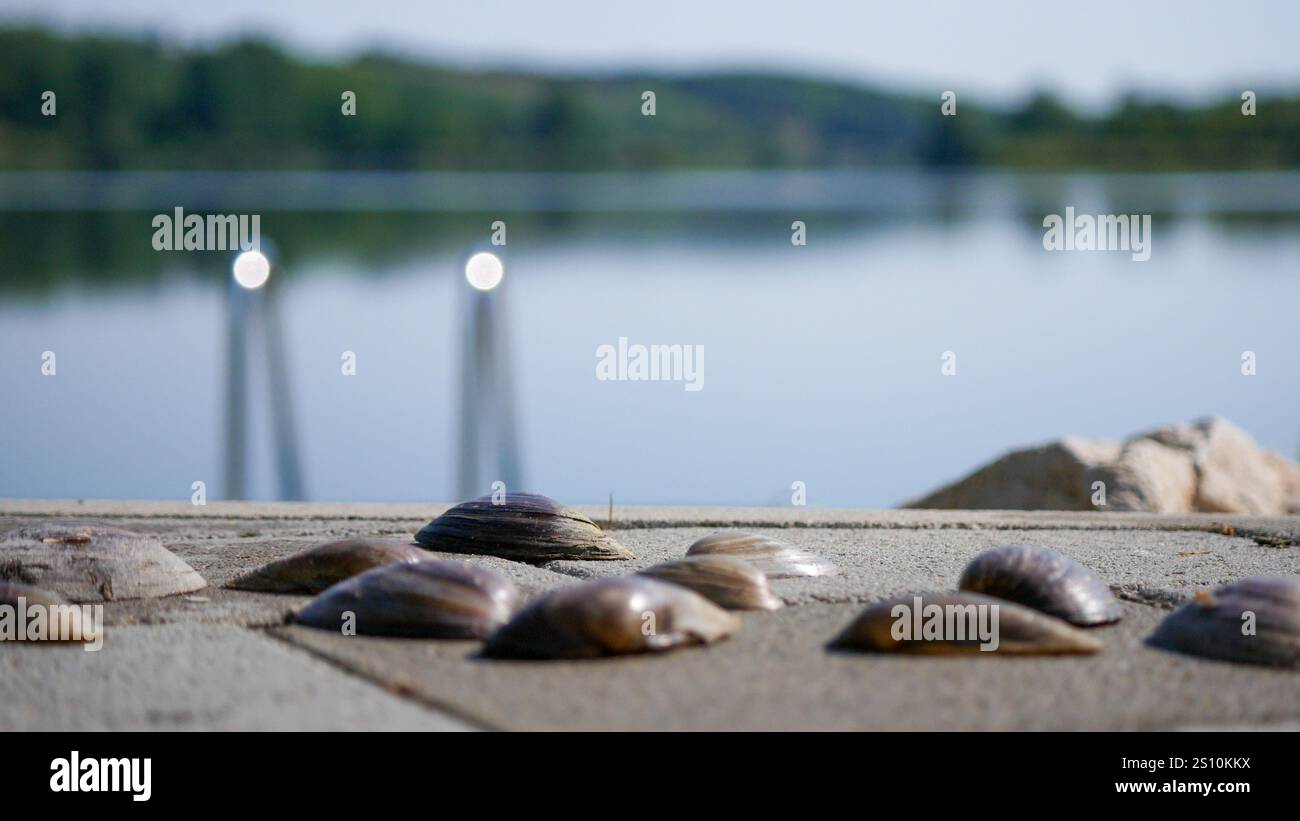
[686,531,834,579]
[831,591,1103,656]
[0,581,102,643]
[482,576,741,660]
[958,544,1120,626]
[294,560,520,639]
[0,522,205,602]
[1148,576,1300,668]
[415,493,633,564]
[637,555,783,611]
[227,538,430,594]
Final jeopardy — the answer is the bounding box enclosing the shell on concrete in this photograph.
[0,580,102,643]
[686,531,834,579]
[227,538,430,594]
[0,522,205,602]
[1147,575,1300,668]
[415,493,633,563]
[831,591,1103,656]
[294,559,521,639]
[0,580,68,609]
[958,544,1121,626]
[482,576,741,659]
[637,555,783,611]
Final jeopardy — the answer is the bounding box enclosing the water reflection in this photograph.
[222,252,304,500]
[457,253,523,499]
[2,172,1299,505]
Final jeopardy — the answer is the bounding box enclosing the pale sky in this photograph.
[4,0,1298,107]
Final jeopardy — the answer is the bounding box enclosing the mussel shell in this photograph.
[482,576,741,659]
[227,538,429,594]
[637,555,783,611]
[1148,575,1300,668]
[831,591,1103,655]
[0,522,205,602]
[415,493,633,564]
[0,581,101,642]
[958,544,1120,626]
[0,580,68,609]
[686,532,834,579]
[294,560,520,639]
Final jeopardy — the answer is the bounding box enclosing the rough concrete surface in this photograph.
[280,601,1300,731]
[7,498,1300,536]
[0,623,471,731]
[2,500,1298,731]
[546,527,1300,607]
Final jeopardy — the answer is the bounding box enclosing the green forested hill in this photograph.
[1,27,1297,171]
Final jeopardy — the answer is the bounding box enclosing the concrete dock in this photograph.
[2,500,1298,731]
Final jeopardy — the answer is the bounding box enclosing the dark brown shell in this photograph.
[482,576,740,659]
[0,581,101,643]
[415,493,633,563]
[0,522,205,602]
[686,532,834,579]
[227,539,429,594]
[294,560,520,639]
[638,555,783,611]
[832,591,1103,655]
[958,545,1120,626]
[1148,575,1300,668]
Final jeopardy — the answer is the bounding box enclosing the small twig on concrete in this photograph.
[1253,534,1297,548]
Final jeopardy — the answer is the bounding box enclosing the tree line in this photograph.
[1,26,1297,171]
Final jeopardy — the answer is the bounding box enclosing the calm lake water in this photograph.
[2,171,1298,507]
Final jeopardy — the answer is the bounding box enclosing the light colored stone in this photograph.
[1101,438,1197,512]
[1191,419,1298,514]
[897,438,1110,511]
[1136,418,1300,514]
[909,417,1300,514]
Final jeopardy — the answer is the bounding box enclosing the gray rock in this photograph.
[908,417,1300,514]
